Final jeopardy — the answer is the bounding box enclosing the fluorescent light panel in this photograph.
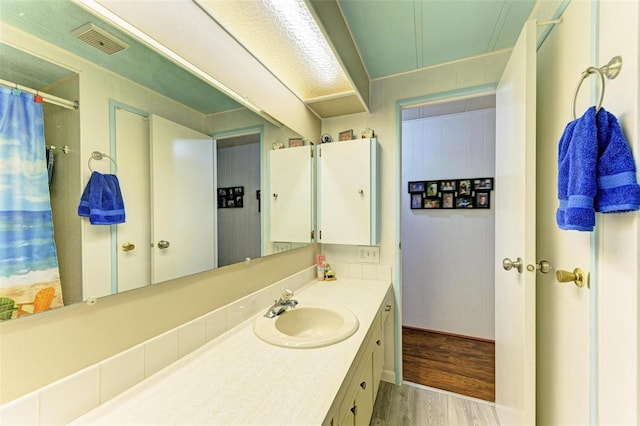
[196,0,353,100]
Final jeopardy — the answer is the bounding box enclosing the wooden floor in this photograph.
[370,381,499,426]
[402,327,495,402]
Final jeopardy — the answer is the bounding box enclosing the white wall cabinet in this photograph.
[318,138,379,245]
[268,146,313,243]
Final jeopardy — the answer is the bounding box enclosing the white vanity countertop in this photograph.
[71,278,392,426]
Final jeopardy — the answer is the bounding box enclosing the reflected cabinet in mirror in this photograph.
[0,0,314,321]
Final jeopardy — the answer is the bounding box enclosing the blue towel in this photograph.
[78,171,126,225]
[557,106,640,231]
[594,109,640,213]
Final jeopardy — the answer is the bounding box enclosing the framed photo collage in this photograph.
[408,178,493,210]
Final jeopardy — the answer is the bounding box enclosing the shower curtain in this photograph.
[0,87,63,318]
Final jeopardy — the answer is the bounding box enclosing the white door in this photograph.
[149,115,216,284]
[494,19,536,425]
[115,108,151,292]
[268,146,312,243]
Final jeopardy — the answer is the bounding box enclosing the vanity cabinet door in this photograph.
[354,352,374,426]
[318,138,379,245]
[268,146,313,243]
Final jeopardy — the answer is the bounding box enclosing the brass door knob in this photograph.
[556,268,587,288]
[503,257,523,273]
[121,242,135,252]
[157,240,170,250]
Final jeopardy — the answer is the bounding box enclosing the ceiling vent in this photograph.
[71,23,129,55]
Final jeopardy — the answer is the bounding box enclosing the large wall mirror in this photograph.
[0,0,314,320]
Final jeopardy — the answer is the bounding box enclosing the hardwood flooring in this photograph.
[402,327,495,402]
[370,381,499,426]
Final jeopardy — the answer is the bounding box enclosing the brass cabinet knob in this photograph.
[121,242,135,252]
[157,240,170,250]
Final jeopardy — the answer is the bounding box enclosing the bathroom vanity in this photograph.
[70,278,393,425]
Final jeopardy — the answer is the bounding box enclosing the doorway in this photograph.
[215,132,261,267]
[400,94,496,401]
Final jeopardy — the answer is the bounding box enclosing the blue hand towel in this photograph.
[594,108,640,213]
[556,107,598,231]
[557,106,640,231]
[78,171,126,225]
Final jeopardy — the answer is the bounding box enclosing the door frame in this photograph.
[211,126,264,257]
[108,100,150,295]
[393,84,498,383]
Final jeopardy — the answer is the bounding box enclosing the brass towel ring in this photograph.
[88,151,118,173]
[572,56,623,119]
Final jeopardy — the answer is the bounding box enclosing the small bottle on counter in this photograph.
[317,254,326,280]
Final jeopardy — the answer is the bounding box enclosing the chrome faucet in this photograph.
[263,288,298,318]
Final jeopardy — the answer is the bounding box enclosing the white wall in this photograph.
[402,109,495,339]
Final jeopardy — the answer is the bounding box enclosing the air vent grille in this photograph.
[71,23,128,55]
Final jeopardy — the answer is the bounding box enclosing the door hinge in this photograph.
[319,230,322,240]
[310,147,314,158]
[311,230,315,240]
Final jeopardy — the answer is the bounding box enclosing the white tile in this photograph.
[204,308,227,341]
[226,299,247,330]
[0,392,38,426]
[39,366,99,425]
[362,265,378,280]
[144,329,178,377]
[99,346,144,403]
[348,263,362,279]
[178,318,206,358]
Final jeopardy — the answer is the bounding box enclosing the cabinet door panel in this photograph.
[268,146,312,242]
[319,139,377,245]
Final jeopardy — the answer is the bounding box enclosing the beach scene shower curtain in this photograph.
[0,87,63,320]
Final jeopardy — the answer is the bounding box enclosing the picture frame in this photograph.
[423,198,441,209]
[288,137,303,148]
[475,191,490,208]
[410,194,423,209]
[408,181,425,193]
[473,177,494,190]
[218,186,245,208]
[442,193,454,209]
[338,129,354,141]
[455,196,474,209]
[458,179,472,196]
[426,181,439,197]
[440,180,456,192]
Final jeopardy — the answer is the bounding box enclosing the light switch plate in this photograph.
[357,246,380,263]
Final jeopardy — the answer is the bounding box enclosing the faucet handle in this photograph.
[281,288,294,301]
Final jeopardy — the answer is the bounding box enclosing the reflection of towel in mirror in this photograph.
[557,106,640,232]
[78,171,126,225]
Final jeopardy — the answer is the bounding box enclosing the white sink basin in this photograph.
[253,305,359,348]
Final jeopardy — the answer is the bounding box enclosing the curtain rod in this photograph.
[0,78,79,110]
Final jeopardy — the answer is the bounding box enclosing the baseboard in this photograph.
[402,325,495,344]
[381,369,396,384]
